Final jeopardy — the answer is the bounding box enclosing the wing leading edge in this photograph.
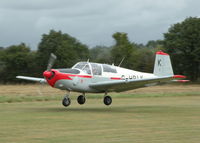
[16,76,46,83]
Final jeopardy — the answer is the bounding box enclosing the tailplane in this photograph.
[153,51,174,77]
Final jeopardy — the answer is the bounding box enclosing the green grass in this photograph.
[0,96,200,143]
[0,95,63,103]
[90,92,200,98]
[0,91,200,103]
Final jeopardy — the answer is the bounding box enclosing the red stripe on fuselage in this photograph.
[68,74,92,78]
[110,77,122,80]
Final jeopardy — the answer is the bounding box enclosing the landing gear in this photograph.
[62,94,71,107]
[77,94,86,105]
[62,91,112,107]
[104,95,112,106]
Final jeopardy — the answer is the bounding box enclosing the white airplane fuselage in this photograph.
[47,62,156,93]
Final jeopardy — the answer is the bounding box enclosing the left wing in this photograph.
[16,76,46,83]
[89,76,176,92]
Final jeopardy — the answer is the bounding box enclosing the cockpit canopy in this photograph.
[73,62,92,74]
[72,62,117,75]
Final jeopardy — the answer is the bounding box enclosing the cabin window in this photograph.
[91,63,102,75]
[102,64,117,73]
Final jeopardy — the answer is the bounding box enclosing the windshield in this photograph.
[73,62,91,75]
[73,62,87,69]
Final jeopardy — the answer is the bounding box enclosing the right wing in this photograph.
[16,76,46,83]
[89,76,175,92]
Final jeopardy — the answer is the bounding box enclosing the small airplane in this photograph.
[17,51,187,107]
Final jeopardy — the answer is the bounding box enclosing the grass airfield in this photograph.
[0,84,200,143]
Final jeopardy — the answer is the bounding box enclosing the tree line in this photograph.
[0,17,200,83]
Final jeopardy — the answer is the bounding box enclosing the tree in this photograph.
[0,47,5,75]
[37,30,89,74]
[0,43,36,83]
[163,17,200,81]
[146,40,163,49]
[134,48,154,73]
[89,46,112,63]
[111,32,137,69]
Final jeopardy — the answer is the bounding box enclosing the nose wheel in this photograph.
[77,95,86,105]
[62,95,71,107]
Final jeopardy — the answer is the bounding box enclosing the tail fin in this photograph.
[153,51,174,77]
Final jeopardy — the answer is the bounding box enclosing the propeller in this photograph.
[37,53,57,96]
[47,53,57,71]
[43,53,57,79]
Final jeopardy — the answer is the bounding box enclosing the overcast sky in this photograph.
[0,0,200,50]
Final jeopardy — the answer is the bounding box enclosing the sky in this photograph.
[0,0,200,50]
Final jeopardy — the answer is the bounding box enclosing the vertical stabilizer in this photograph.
[153,51,174,77]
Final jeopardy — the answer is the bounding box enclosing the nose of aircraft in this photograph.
[43,70,53,79]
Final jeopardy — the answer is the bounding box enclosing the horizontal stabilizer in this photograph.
[172,80,190,83]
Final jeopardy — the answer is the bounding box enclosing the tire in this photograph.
[62,97,71,107]
[104,96,112,105]
[77,95,86,105]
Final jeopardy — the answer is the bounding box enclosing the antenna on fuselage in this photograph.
[118,57,125,67]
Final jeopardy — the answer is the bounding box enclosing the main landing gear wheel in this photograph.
[104,96,112,106]
[77,95,86,105]
[62,96,71,107]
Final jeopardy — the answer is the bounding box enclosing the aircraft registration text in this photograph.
[121,75,143,80]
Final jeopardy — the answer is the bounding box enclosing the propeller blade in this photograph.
[37,82,46,96]
[47,53,57,71]
[37,84,43,96]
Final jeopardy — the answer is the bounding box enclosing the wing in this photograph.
[89,76,174,92]
[16,76,46,83]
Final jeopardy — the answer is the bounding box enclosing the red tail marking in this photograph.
[173,75,186,79]
[156,51,169,55]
